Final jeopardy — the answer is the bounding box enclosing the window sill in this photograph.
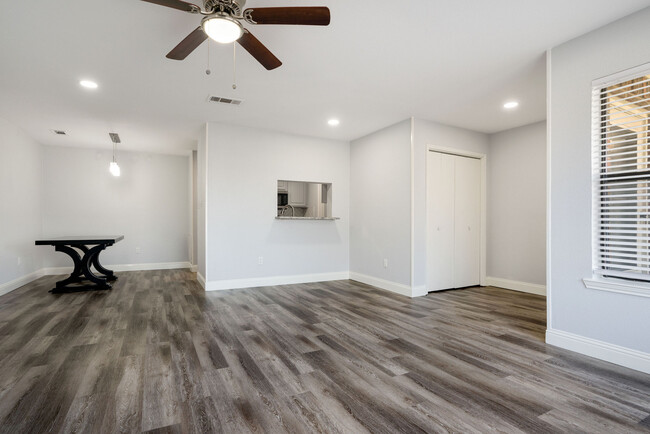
[583,278,650,298]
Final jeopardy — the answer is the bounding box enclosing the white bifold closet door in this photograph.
[427,151,481,291]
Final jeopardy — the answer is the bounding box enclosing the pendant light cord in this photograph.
[206,40,211,75]
[233,43,237,90]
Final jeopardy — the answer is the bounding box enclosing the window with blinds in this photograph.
[593,68,650,282]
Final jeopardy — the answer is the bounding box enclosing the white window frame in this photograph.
[584,62,650,298]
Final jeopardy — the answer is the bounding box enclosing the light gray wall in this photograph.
[197,127,207,280]
[488,121,546,285]
[41,146,190,267]
[412,118,490,290]
[549,7,650,353]
[206,123,349,285]
[350,120,412,286]
[0,118,42,287]
[192,150,198,267]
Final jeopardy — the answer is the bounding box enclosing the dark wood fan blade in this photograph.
[244,7,330,26]
[166,27,208,60]
[141,0,199,13]
[237,30,282,70]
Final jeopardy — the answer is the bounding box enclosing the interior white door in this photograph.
[453,155,481,288]
[427,151,481,291]
[427,152,455,291]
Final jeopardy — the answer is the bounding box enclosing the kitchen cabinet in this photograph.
[277,180,288,193]
[288,181,307,206]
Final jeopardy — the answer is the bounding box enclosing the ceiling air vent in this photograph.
[52,130,67,135]
[208,95,243,106]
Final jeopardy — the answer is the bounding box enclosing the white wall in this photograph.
[412,118,490,292]
[205,123,349,290]
[350,120,412,293]
[487,121,546,287]
[41,146,190,268]
[548,7,650,370]
[0,118,42,290]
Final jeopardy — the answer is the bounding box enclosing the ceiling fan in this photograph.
[141,0,331,70]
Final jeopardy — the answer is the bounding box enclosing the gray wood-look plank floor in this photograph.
[0,270,649,433]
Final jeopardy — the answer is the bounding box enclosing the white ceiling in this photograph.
[1,0,649,154]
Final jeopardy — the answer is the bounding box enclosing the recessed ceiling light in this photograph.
[80,80,98,89]
[503,101,519,109]
[328,119,340,126]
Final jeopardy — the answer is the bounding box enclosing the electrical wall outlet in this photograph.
[383,258,388,268]
[258,256,264,265]
[135,247,141,254]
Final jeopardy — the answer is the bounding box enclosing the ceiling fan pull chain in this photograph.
[206,40,211,75]
[232,43,237,90]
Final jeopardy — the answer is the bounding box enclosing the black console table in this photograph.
[35,236,124,293]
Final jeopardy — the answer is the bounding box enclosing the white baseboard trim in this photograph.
[197,272,206,289]
[42,266,73,275]
[0,270,45,297]
[0,262,193,297]
[546,329,650,375]
[411,285,428,297]
[115,262,191,272]
[205,271,350,291]
[486,276,546,296]
[42,261,192,275]
[190,265,198,273]
[349,272,413,297]
[107,261,192,272]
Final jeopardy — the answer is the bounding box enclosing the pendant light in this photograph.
[109,133,121,177]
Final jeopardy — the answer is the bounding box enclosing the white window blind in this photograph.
[592,67,650,282]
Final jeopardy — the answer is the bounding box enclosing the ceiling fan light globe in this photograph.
[203,16,243,44]
[109,161,121,177]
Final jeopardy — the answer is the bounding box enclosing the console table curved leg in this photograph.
[82,245,112,290]
[36,236,123,293]
[53,245,85,292]
[92,248,117,281]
